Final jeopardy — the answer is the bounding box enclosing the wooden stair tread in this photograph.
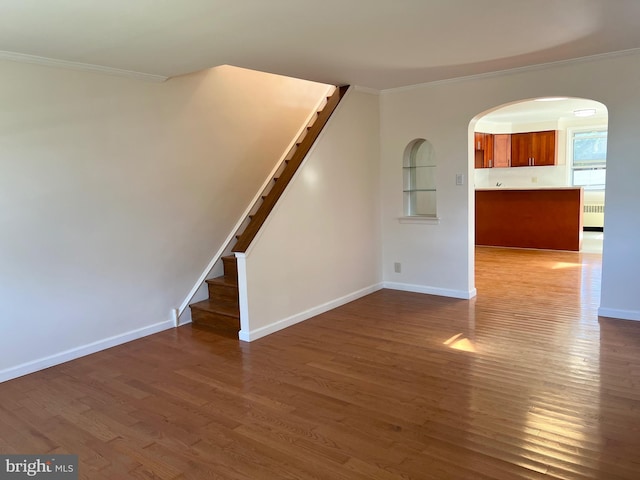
[189,299,239,318]
[206,276,238,287]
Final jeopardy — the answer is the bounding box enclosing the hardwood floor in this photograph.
[1,247,640,479]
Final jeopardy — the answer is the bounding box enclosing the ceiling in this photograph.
[480,97,608,125]
[1,0,640,90]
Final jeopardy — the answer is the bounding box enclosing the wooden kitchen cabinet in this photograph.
[474,132,494,168]
[511,130,557,167]
[474,132,487,151]
[511,133,530,167]
[531,130,557,165]
[492,134,511,168]
[476,188,583,251]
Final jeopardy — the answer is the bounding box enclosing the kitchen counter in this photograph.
[476,186,581,191]
[475,187,583,251]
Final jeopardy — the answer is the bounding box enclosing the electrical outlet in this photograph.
[531,176,538,183]
[394,262,401,273]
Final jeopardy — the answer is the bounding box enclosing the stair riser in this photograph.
[191,309,240,337]
[207,284,239,304]
[222,257,238,280]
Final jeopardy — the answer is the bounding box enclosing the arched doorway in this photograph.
[469,96,608,293]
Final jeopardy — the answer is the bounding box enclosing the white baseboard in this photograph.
[0,319,175,383]
[598,307,640,321]
[238,283,383,342]
[383,281,477,300]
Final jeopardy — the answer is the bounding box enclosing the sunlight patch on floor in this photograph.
[550,261,583,270]
[443,333,477,353]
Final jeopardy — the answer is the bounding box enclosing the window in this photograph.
[403,139,437,216]
[571,129,607,190]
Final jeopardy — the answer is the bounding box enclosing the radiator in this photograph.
[583,203,604,228]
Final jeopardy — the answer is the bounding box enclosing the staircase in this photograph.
[189,85,349,336]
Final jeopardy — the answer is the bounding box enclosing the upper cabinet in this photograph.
[474,130,556,168]
[510,130,557,167]
[493,134,511,168]
[474,132,494,168]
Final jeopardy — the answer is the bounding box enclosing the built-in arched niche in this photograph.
[403,138,437,217]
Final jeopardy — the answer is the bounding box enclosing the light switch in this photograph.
[456,173,465,185]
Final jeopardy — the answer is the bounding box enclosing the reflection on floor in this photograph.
[582,230,603,254]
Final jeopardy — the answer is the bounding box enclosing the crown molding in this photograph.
[381,47,640,94]
[0,50,169,83]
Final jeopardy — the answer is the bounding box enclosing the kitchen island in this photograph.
[475,187,583,251]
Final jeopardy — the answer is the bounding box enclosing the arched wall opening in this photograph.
[468,96,608,288]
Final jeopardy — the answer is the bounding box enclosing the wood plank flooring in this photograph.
[1,247,640,479]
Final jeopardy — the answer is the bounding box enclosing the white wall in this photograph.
[380,51,640,320]
[237,89,382,340]
[0,61,330,381]
[380,82,478,298]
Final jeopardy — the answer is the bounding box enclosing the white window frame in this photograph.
[567,125,607,191]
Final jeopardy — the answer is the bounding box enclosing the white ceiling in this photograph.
[1,0,640,89]
[481,97,608,125]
